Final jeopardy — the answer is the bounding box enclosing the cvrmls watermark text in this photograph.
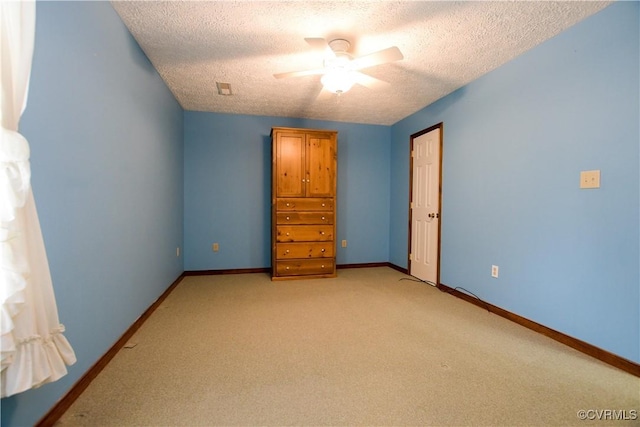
[577,409,637,421]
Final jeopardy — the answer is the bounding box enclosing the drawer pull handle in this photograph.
[322,203,325,207]
[286,216,290,220]
[321,248,325,252]
[320,231,324,235]
[285,250,290,254]
[321,265,325,268]
[286,232,290,236]
[286,266,290,270]
[321,216,325,220]
[286,203,290,207]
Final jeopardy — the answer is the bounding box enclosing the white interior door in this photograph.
[410,127,441,285]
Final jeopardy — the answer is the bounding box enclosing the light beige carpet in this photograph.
[56,267,639,426]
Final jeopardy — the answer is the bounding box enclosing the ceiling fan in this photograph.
[274,38,404,94]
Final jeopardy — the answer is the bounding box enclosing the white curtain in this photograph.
[1,0,76,398]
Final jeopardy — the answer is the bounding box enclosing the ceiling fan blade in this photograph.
[305,37,335,59]
[316,87,335,101]
[304,38,328,50]
[353,71,390,90]
[351,46,403,70]
[274,67,326,79]
[274,38,335,79]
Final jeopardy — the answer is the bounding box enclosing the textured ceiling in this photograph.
[111,1,611,126]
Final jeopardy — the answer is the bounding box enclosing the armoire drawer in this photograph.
[276,225,333,242]
[276,259,335,276]
[276,242,334,259]
[277,198,334,212]
[276,212,334,225]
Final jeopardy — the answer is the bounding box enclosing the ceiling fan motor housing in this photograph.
[324,39,353,69]
[328,38,351,54]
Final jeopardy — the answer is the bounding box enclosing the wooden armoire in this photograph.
[271,127,337,280]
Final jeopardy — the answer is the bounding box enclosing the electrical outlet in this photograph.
[341,240,347,248]
[491,265,499,278]
[212,243,219,252]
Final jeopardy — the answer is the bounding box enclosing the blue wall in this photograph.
[1,2,184,426]
[184,113,390,270]
[390,2,639,363]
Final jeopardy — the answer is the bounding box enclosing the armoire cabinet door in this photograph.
[275,132,305,197]
[306,134,336,197]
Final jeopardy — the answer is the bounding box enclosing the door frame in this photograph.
[408,122,444,284]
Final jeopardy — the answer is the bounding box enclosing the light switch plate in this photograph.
[580,170,600,189]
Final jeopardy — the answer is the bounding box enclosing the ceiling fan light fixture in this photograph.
[321,69,356,94]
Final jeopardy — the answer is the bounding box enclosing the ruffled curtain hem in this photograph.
[0,269,27,371]
[0,324,76,398]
